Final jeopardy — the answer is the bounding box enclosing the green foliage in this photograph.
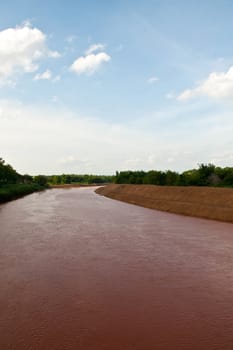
[22,174,33,183]
[0,157,20,184]
[46,173,114,185]
[0,183,44,203]
[115,164,233,187]
[33,175,48,186]
[0,157,48,203]
[1,156,232,204]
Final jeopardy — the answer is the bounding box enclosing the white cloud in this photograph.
[70,52,111,75]
[0,99,171,173]
[34,70,60,82]
[85,43,105,55]
[21,19,33,27]
[147,76,159,84]
[0,24,60,85]
[34,69,52,80]
[178,66,233,101]
[1,99,232,174]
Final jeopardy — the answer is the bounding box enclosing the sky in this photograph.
[0,0,233,175]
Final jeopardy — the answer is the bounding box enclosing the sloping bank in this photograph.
[95,184,233,223]
[0,184,47,204]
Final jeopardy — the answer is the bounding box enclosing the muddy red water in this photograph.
[0,188,233,350]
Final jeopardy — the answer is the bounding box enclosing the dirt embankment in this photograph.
[51,184,102,188]
[96,184,233,223]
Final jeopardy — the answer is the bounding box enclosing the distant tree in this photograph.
[34,175,48,186]
[114,163,232,187]
[22,174,33,184]
[0,157,19,184]
[197,163,216,186]
[220,167,233,186]
[180,169,200,186]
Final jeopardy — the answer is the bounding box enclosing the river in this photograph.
[0,187,233,349]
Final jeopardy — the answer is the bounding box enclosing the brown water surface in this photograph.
[0,187,233,349]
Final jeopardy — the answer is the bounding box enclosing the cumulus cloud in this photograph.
[85,43,105,55]
[70,52,111,75]
[0,24,60,85]
[34,69,52,80]
[178,66,233,101]
[34,70,61,82]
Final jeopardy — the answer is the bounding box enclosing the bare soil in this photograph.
[96,184,233,223]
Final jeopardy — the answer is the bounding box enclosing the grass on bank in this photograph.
[0,183,47,203]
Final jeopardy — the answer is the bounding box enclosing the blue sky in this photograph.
[0,0,232,174]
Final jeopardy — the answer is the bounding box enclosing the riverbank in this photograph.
[96,184,233,223]
[0,184,47,203]
[50,183,105,188]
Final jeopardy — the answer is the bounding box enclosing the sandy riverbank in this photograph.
[96,184,233,223]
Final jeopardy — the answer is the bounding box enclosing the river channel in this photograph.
[0,187,233,349]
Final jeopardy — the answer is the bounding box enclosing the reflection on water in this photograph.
[22,190,58,224]
[0,187,233,350]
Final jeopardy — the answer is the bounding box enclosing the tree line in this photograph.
[0,158,21,185]
[0,158,48,186]
[0,158,20,184]
[0,158,114,186]
[0,158,49,203]
[115,164,233,187]
[1,157,233,188]
[46,174,114,185]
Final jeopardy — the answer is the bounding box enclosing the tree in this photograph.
[0,157,19,184]
[34,175,48,186]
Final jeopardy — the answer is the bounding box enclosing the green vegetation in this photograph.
[0,157,114,203]
[115,164,233,187]
[0,158,48,203]
[46,174,114,185]
[0,183,46,203]
[0,157,20,184]
[1,156,232,204]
